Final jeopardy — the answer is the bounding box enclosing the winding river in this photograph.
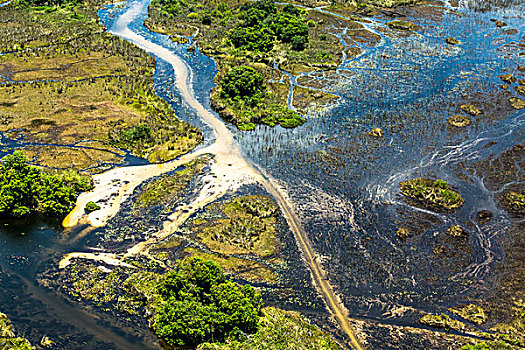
[0,0,524,348]
[62,0,363,348]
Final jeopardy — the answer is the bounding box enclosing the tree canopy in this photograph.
[0,151,93,218]
[219,66,266,106]
[230,0,309,52]
[16,0,83,8]
[153,257,263,348]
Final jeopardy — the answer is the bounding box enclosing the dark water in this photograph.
[237,0,525,326]
[0,0,524,348]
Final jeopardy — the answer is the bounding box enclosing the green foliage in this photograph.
[152,0,188,16]
[461,341,516,350]
[153,258,263,347]
[270,12,308,44]
[0,312,33,350]
[220,66,265,105]
[16,0,82,8]
[0,151,41,217]
[291,35,308,51]
[229,0,309,52]
[121,124,152,144]
[230,27,274,52]
[187,11,199,19]
[0,151,93,218]
[316,51,332,61]
[400,178,464,211]
[434,179,450,189]
[85,201,100,213]
[282,3,300,16]
[197,307,342,350]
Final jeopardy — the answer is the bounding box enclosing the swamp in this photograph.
[0,0,524,349]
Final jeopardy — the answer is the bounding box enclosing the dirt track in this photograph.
[61,1,364,348]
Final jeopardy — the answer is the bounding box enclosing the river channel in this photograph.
[0,0,523,348]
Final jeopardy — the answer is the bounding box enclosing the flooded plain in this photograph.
[0,0,523,348]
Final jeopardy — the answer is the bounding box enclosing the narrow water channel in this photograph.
[0,0,523,348]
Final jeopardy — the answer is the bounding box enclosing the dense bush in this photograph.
[152,0,188,16]
[291,35,308,50]
[230,27,274,52]
[0,151,93,218]
[123,124,152,143]
[153,258,262,347]
[220,66,266,105]
[230,0,309,52]
[16,0,82,8]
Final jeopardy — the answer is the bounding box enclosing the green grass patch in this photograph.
[193,195,280,257]
[400,178,464,212]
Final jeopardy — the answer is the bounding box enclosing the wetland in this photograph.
[0,0,524,349]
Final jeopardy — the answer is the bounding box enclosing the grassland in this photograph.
[133,155,211,210]
[192,195,280,257]
[0,0,202,168]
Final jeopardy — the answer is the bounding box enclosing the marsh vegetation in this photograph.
[0,0,202,168]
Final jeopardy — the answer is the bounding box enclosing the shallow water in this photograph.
[96,0,525,338]
[0,0,524,348]
[238,0,525,325]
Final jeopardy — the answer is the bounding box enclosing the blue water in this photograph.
[98,0,525,326]
[235,1,525,322]
[0,0,524,348]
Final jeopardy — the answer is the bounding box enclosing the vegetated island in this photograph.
[144,0,371,130]
[400,178,464,212]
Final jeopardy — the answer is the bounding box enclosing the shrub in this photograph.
[220,66,266,105]
[202,14,212,25]
[187,12,199,20]
[122,124,152,143]
[230,27,274,52]
[153,258,262,347]
[291,35,308,50]
[282,3,300,16]
[85,201,100,213]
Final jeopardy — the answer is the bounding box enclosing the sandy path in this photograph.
[60,1,364,349]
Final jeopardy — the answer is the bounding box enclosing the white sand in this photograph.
[59,1,363,347]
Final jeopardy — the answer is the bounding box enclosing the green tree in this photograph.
[291,35,308,50]
[153,258,262,348]
[0,151,93,219]
[220,66,265,106]
[0,151,41,217]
